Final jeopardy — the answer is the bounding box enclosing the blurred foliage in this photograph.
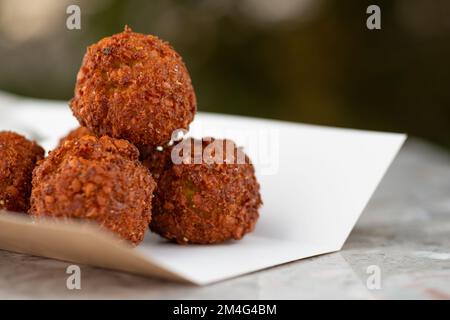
[0,0,449,148]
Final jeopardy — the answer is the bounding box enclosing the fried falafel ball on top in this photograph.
[30,135,156,245]
[150,138,262,244]
[58,126,94,147]
[0,131,45,213]
[70,26,197,148]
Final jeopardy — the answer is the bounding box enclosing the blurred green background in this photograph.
[0,0,449,148]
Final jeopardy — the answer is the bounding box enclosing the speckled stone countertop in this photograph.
[0,139,449,299]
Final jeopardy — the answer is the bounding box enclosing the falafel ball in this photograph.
[30,135,156,245]
[0,131,45,213]
[70,26,197,148]
[58,126,94,147]
[150,138,262,244]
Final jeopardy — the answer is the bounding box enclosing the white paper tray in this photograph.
[0,95,406,285]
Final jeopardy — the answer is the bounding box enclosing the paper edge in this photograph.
[335,133,408,251]
[0,212,194,284]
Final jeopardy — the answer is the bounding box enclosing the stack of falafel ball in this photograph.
[0,27,262,246]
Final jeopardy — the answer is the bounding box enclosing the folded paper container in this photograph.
[0,95,406,285]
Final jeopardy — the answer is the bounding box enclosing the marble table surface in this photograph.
[0,138,449,300]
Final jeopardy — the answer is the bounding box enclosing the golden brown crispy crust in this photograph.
[0,131,45,213]
[30,135,156,245]
[70,26,197,148]
[150,138,262,244]
[58,126,94,147]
